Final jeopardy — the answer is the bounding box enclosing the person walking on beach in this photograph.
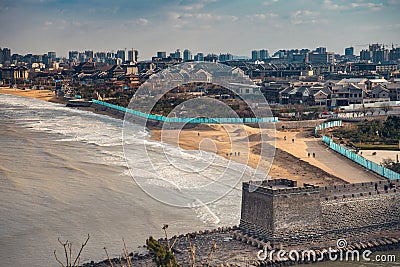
[313,152,315,158]
[292,138,295,143]
[308,152,310,158]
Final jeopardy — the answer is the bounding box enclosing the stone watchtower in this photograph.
[240,179,321,245]
[240,178,400,247]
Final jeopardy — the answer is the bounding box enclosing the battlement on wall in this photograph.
[240,178,400,247]
[322,189,398,201]
[321,180,400,198]
[265,178,298,187]
[243,178,319,196]
[244,178,400,198]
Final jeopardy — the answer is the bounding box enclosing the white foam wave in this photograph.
[1,94,262,227]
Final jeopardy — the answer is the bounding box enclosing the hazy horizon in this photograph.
[0,0,399,60]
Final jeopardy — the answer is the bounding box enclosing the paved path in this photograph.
[304,138,383,183]
[275,130,383,183]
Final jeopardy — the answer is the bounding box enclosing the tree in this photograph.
[366,107,374,116]
[360,104,368,117]
[54,234,90,267]
[381,103,392,115]
[295,104,306,120]
[146,236,180,267]
[382,158,400,173]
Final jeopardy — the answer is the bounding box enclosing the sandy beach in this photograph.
[1,87,381,186]
[151,124,350,186]
[151,123,383,185]
[0,87,67,104]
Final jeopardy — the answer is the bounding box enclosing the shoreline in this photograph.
[0,87,68,104]
[150,124,349,186]
[1,88,381,186]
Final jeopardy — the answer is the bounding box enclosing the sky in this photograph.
[0,0,399,60]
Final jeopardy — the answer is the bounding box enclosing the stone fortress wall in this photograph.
[240,178,400,247]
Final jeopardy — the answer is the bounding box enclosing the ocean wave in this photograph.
[1,93,260,202]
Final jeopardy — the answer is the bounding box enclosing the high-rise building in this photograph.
[170,49,183,60]
[11,53,22,63]
[369,43,381,52]
[204,53,218,62]
[42,54,50,66]
[128,49,134,61]
[175,49,183,60]
[94,52,106,61]
[47,51,56,60]
[251,50,260,61]
[116,49,126,62]
[316,47,327,54]
[183,49,192,62]
[106,52,115,59]
[308,51,334,63]
[273,50,286,59]
[69,51,79,61]
[32,54,43,63]
[291,53,306,62]
[252,49,269,61]
[373,49,389,63]
[360,50,372,61]
[260,49,269,60]
[84,50,94,59]
[360,44,389,63]
[78,52,86,62]
[2,48,11,63]
[45,51,56,65]
[157,51,167,58]
[345,47,354,56]
[194,53,204,61]
[127,49,138,62]
[218,53,233,62]
[389,47,400,61]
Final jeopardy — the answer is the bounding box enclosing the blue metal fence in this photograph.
[314,120,342,136]
[322,135,400,180]
[92,99,278,124]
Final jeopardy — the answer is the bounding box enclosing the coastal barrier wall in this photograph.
[92,99,278,124]
[321,192,400,232]
[322,135,400,180]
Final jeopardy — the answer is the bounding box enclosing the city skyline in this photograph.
[0,0,399,60]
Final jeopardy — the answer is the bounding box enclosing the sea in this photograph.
[0,94,399,267]
[0,94,254,266]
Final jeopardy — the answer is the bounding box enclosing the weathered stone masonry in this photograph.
[240,179,400,247]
